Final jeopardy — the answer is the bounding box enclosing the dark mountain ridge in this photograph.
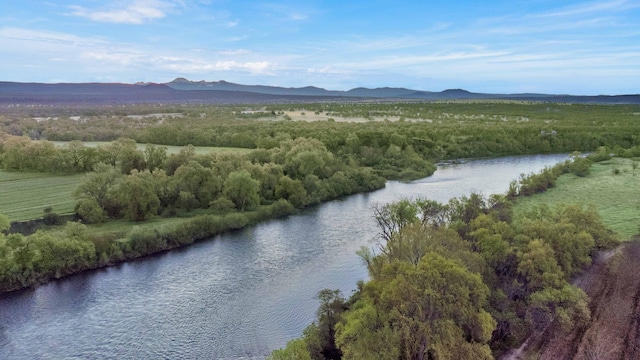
[0,81,351,106]
[1,79,639,105]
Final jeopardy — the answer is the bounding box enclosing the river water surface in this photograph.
[0,154,569,359]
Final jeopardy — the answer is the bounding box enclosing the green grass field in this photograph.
[513,157,640,239]
[0,170,84,221]
[49,141,253,155]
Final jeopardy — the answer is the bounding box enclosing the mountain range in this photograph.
[0,78,638,106]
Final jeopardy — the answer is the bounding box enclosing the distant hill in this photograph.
[0,79,639,105]
[164,78,640,103]
[0,81,350,106]
[166,78,342,96]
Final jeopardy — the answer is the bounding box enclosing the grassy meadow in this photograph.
[513,157,640,239]
[0,170,84,221]
[0,167,209,237]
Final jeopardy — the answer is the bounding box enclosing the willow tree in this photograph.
[337,253,496,360]
[223,170,260,211]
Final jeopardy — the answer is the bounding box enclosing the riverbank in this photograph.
[0,177,387,294]
[500,156,640,359]
[0,154,573,359]
[503,239,640,359]
[268,154,638,359]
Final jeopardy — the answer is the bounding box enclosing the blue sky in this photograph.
[1,0,639,94]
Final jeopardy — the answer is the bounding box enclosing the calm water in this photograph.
[0,154,569,359]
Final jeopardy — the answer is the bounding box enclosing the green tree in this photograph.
[223,170,260,211]
[304,289,346,360]
[172,161,223,209]
[73,163,122,216]
[372,198,418,242]
[268,338,312,360]
[116,170,161,221]
[415,199,448,229]
[165,145,196,175]
[280,138,337,179]
[144,144,168,171]
[275,176,308,208]
[56,140,98,173]
[526,284,590,332]
[97,138,146,174]
[517,239,565,292]
[340,253,495,360]
[335,299,400,360]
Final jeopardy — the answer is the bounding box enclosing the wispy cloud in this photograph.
[68,0,175,24]
[289,12,308,21]
[0,27,106,50]
[155,58,272,74]
[534,0,640,18]
[0,27,274,79]
[218,49,251,56]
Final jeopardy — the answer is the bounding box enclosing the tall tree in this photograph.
[223,170,260,211]
[116,170,160,221]
[73,163,122,215]
[304,289,346,360]
[338,253,495,360]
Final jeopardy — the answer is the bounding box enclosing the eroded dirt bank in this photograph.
[505,238,640,360]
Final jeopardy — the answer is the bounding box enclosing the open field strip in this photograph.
[0,170,84,221]
[513,157,640,239]
[49,141,253,155]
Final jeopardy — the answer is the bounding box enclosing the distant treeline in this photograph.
[3,102,640,179]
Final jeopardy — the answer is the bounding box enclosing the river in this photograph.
[0,154,569,359]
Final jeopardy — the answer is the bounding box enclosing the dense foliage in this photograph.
[271,160,620,360]
[0,134,390,292]
[0,101,637,329]
[2,102,640,180]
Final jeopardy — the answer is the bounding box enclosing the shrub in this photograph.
[128,226,166,255]
[569,157,591,177]
[210,197,236,213]
[221,213,249,230]
[76,198,107,224]
[43,207,62,226]
[587,147,611,162]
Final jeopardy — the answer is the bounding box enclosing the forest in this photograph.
[1,101,639,358]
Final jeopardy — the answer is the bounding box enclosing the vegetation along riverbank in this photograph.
[269,149,640,359]
[0,101,638,297]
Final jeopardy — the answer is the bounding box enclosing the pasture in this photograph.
[0,170,83,221]
[513,157,640,239]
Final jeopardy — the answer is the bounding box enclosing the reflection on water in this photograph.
[0,154,568,359]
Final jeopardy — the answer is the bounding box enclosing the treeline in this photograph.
[270,161,619,360]
[0,134,387,219]
[4,102,639,179]
[506,149,604,198]
[0,135,390,292]
[70,137,385,223]
[0,133,435,182]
